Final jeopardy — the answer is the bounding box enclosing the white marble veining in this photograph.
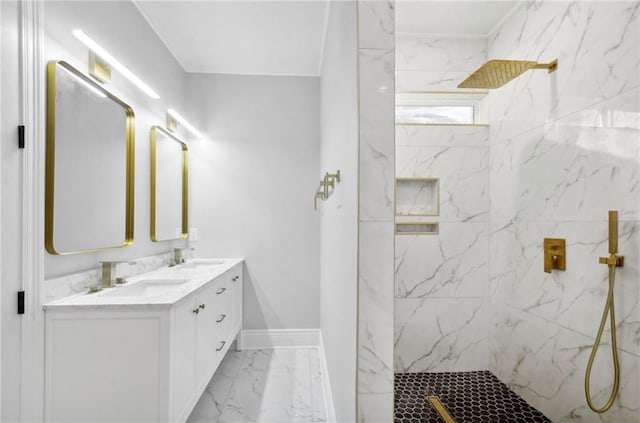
[396,34,487,72]
[395,298,489,373]
[395,223,488,298]
[357,2,395,419]
[395,70,480,93]
[396,124,489,148]
[397,146,489,222]
[357,1,394,50]
[489,2,640,141]
[490,93,640,223]
[490,220,640,357]
[490,305,640,423]
[358,48,395,221]
[188,348,328,423]
[486,2,640,421]
[395,178,438,216]
[358,222,394,394]
[394,31,490,377]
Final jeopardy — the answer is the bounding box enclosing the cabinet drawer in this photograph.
[212,278,232,314]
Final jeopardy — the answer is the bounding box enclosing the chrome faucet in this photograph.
[99,261,136,289]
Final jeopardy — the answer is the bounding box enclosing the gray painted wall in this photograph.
[186,72,321,330]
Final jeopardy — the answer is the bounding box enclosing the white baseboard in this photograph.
[319,332,337,423]
[238,329,320,349]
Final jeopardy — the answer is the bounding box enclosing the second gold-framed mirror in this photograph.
[150,126,188,241]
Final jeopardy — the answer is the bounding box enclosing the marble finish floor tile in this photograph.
[188,348,328,423]
[395,371,551,423]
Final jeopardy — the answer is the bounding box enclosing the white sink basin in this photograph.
[179,260,226,269]
[98,279,190,298]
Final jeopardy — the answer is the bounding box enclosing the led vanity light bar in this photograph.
[61,65,106,98]
[72,29,160,99]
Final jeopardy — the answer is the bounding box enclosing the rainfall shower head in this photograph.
[457,59,558,89]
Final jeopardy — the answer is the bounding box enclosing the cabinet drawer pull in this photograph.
[232,276,239,282]
[199,303,206,310]
[216,341,226,351]
[216,314,227,323]
[216,287,226,295]
[192,308,200,315]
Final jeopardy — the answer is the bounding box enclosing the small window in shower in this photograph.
[395,105,474,124]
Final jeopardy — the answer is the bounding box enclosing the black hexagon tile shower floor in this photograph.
[394,371,552,423]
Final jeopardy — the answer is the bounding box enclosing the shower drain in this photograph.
[395,371,551,423]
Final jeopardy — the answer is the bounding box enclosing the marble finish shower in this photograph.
[394,1,640,422]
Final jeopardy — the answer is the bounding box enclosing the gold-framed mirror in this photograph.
[45,60,135,255]
[150,126,188,242]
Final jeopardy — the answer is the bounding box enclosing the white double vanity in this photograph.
[43,258,243,423]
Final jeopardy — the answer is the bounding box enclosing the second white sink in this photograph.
[99,279,190,298]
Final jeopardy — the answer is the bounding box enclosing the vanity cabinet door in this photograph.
[195,283,216,389]
[172,297,197,420]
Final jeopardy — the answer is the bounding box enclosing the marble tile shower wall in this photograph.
[394,35,490,374]
[356,1,395,422]
[487,2,640,422]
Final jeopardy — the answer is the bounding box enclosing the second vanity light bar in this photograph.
[72,29,160,99]
[167,109,203,138]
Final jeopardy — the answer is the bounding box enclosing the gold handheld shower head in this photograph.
[457,59,558,89]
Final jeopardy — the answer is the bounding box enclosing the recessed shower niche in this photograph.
[395,177,439,216]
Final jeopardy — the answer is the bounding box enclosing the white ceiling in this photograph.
[133,1,329,76]
[396,1,517,35]
[134,1,517,77]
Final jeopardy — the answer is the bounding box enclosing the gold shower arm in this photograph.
[533,61,558,72]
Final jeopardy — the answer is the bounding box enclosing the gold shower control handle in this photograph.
[543,238,566,273]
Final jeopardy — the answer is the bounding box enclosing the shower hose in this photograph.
[584,260,620,413]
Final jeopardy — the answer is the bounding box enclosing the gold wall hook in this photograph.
[314,189,325,210]
[321,175,334,199]
[326,170,341,183]
[544,238,566,273]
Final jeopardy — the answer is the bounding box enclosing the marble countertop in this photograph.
[43,258,243,311]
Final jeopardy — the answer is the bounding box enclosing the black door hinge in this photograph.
[17,291,25,315]
[18,125,25,149]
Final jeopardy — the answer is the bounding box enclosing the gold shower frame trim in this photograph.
[395,222,439,236]
[45,60,135,255]
[150,125,189,242]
